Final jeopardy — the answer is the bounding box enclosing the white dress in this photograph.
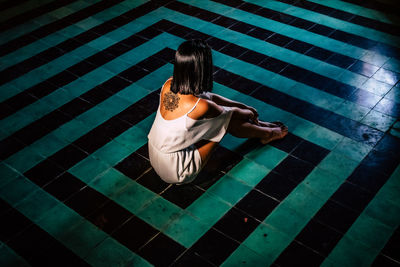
[147,80,233,184]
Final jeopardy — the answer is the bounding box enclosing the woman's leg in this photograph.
[228,117,288,144]
[194,140,219,166]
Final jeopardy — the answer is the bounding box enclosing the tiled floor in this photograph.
[0,0,399,266]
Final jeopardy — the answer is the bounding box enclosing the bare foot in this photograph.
[260,125,288,144]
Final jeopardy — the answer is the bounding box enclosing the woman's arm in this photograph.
[208,93,247,109]
[208,93,259,124]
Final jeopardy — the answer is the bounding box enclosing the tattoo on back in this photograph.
[163,91,180,111]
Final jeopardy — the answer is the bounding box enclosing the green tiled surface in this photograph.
[85,238,144,267]
[163,212,209,248]
[323,165,400,266]
[208,175,253,205]
[0,243,30,267]
[243,0,400,47]
[1,0,399,266]
[187,192,232,226]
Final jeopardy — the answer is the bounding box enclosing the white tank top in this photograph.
[147,80,233,154]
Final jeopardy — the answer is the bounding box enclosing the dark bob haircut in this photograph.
[170,39,213,95]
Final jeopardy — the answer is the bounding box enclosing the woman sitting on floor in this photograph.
[148,39,288,184]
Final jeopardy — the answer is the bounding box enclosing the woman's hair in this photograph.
[170,39,213,95]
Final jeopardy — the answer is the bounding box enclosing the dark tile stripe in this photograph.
[276,0,400,37]
[213,66,383,146]
[0,1,166,86]
[0,0,127,57]
[273,145,400,265]
[163,6,393,114]
[166,1,374,78]
[341,0,400,17]
[21,151,179,266]
[19,137,183,267]
[174,141,329,265]
[22,88,160,182]
[0,0,78,32]
[0,48,171,161]
[0,199,90,266]
[0,0,29,11]
[149,20,386,145]
[374,226,400,265]
[211,0,400,59]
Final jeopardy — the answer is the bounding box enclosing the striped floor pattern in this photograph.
[1,0,400,266]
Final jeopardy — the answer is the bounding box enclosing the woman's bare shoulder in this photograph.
[189,98,223,120]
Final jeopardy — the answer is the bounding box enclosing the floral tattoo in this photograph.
[163,91,180,111]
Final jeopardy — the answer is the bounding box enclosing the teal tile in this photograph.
[228,158,271,186]
[207,175,252,205]
[242,223,291,265]
[87,35,117,50]
[0,84,21,102]
[0,242,30,267]
[112,182,156,214]
[361,78,392,96]
[335,100,370,121]
[4,146,45,174]
[279,183,326,219]
[337,69,368,88]
[333,137,372,162]
[385,86,400,103]
[72,44,99,60]
[77,106,110,128]
[1,109,36,137]
[0,163,22,187]
[85,238,136,267]
[114,126,149,151]
[265,201,309,237]
[284,116,317,138]
[383,58,400,72]
[221,244,267,266]
[364,197,400,228]
[91,140,133,166]
[361,109,396,132]
[317,151,360,179]
[32,132,68,157]
[38,203,84,239]
[0,176,38,205]
[80,67,115,87]
[187,192,231,227]
[288,83,343,112]
[245,146,287,171]
[135,113,157,133]
[124,254,152,267]
[89,168,133,197]
[390,128,400,138]
[16,189,59,222]
[116,84,149,103]
[135,64,174,90]
[136,196,183,230]
[164,213,209,248]
[74,17,102,31]
[305,126,344,150]
[323,236,379,267]
[304,167,344,199]
[96,95,132,116]
[361,51,390,68]
[346,213,397,251]
[52,118,93,143]
[103,57,133,75]
[68,156,111,184]
[61,221,108,259]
